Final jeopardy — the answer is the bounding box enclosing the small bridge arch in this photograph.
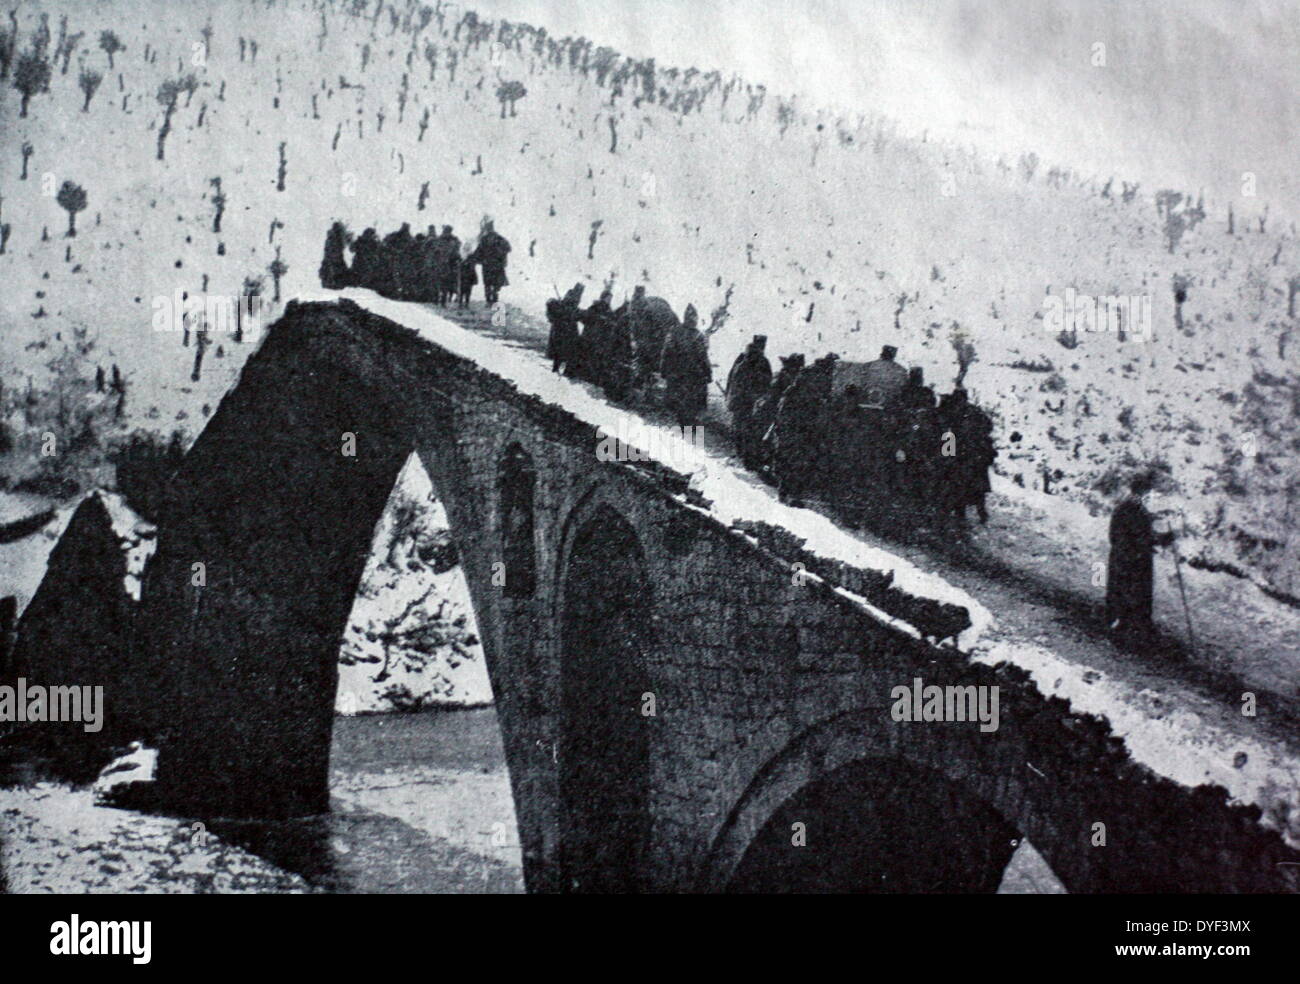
[700,711,1042,893]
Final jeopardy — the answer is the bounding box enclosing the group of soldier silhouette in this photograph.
[545,283,712,428]
[544,279,998,529]
[319,219,997,529]
[726,340,997,527]
[320,217,511,306]
[552,295,1178,650]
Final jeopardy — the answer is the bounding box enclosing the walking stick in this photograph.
[1169,511,1197,654]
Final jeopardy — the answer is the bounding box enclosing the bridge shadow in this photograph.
[206,805,522,893]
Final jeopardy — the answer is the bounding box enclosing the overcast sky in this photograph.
[468,0,1300,216]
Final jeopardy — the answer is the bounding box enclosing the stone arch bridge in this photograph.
[20,297,1300,893]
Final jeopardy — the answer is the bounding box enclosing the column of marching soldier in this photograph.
[544,282,999,533]
[543,283,1179,659]
[321,219,996,519]
[318,221,1179,655]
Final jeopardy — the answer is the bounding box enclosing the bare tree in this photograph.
[950,328,977,386]
[496,79,526,117]
[78,66,102,111]
[0,16,16,80]
[1155,189,1205,254]
[55,181,87,237]
[191,319,210,381]
[13,50,52,117]
[210,176,226,232]
[179,71,199,107]
[1172,274,1191,334]
[57,30,83,75]
[236,275,263,343]
[155,78,181,160]
[31,12,49,61]
[268,248,287,303]
[98,29,124,70]
[777,99,795,137]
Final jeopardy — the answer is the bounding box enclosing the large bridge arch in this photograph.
[136,308,426,818]
[127,300,686,891]
[726,756,1022,893]
[130,300,549,825]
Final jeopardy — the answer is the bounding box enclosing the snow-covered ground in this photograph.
[0,708,522,893]
[0,493,71,616]
[0,781,312,893]
[0,489,153,613]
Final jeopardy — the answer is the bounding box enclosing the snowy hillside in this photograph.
[1,0,1296,611]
